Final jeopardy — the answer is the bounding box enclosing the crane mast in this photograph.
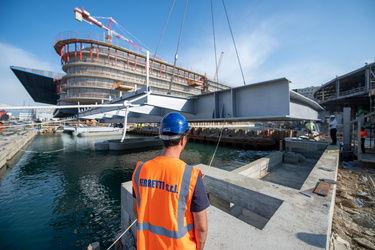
[214,52,224,81]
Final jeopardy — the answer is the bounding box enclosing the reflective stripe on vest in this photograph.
[138,221,194,239]
[134,163,194,239]
[133,161,145,208]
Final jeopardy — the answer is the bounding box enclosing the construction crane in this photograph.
[74,7,147,54]
[214,51,224,81]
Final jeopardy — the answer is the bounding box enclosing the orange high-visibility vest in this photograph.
[132,156,202,249]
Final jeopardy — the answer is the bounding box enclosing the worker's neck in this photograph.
[161,146,183,159]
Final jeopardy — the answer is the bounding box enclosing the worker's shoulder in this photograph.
[143,157,187,169]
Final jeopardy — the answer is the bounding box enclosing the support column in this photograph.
[343,107,351,151]
[365,65,370,91]
[371,65,375,112]
[357,121,362,161]
[336,78,340,99]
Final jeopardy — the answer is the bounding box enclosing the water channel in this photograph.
[0,133,273,249]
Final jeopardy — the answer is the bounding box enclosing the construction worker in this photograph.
[304,120,315,139]
[328,115,337,145]
[132,112,209,250]
[360,127,368,154]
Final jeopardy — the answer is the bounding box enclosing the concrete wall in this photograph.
[121,182,137,249]
[285,138,327,159]
[231,151,283,178]
[203,151,284,229]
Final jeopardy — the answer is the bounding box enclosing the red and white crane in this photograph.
[74,7,145,53]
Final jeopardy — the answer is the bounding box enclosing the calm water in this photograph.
[0,133,272,249]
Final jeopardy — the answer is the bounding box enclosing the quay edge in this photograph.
[0,130,38,170]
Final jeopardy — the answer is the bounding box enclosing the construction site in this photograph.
[2,5,374,250]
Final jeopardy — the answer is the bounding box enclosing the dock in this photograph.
[0,129,38,170]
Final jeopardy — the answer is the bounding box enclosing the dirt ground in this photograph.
[330,161,375,250]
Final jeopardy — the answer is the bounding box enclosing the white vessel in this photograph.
[63,126,124,137]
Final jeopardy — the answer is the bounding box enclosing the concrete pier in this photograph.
[0,129,37,170]
[121,140,339,249]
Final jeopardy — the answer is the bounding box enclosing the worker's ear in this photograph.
[180,135,187,146]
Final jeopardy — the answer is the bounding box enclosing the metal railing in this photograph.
[339,86,366,97]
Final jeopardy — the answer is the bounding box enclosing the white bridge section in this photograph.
[75,78,324,123]
[0,78,323,122]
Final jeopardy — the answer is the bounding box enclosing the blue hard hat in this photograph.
[160,112,190,134]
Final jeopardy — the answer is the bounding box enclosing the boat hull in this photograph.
[95,137,163,151]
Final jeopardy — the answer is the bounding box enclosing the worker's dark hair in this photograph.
[162,130,190,148]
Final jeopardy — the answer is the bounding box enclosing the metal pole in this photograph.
[358,121,362,161]
[146,50,149,89]
[343,107,351,151]
[120,104,129,143]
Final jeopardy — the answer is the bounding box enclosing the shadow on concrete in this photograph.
[296,232,326,247]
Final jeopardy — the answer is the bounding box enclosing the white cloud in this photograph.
[263,61,340,89]
[178,9,365,91]
[181,20,279,86]
[0,43,59,107]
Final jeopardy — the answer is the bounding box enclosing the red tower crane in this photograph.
[74,7,144,52]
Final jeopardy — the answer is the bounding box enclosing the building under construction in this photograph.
[314,62,375,114]
[11,8,231,118]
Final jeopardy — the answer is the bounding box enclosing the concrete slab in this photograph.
[261,158,317,190]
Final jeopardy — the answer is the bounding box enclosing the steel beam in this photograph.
[77,78,324,123]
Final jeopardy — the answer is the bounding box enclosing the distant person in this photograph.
[305,120,315,139]
[328,115,337,145]
[132,112,209,250]
[360,127,368,154]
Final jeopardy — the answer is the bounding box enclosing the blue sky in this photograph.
[0,0,374,107]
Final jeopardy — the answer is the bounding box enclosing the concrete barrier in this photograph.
[121,182,138,249]
[232,151,283,178]
[284,138,328,160]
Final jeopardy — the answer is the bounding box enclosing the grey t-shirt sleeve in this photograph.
[191,174,210,212]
